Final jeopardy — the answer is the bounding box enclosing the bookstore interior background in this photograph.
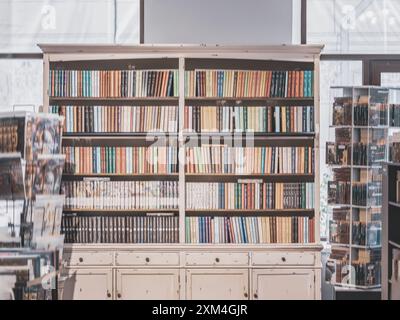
[1,0,400,300]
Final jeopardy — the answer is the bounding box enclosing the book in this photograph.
[326,142,351,165]
[49,69,178,98]
[0,153,25,200]
[185,182,314,210]
[63,179,179,210]
[50,105,178,133]
[332,97,352,126]
[329,208,350,244]
[185,215,314,244]
[184,105,314,133]
[184,70,313,98]
[185,146,314,174]
[390,104,400,127]
[63,146,178,174]
[61,213,179,244]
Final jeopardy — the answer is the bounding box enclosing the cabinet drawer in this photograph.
[252,252,315,266]
[64,251,113,266]
[115,252,180,266]
[185,252,248,266]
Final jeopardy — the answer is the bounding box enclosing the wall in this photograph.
[144,0,299,44]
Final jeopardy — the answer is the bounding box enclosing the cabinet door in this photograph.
[62,268,112,300]
[252,269,315,300]
[186,269,249,300]
[115,269,179,300]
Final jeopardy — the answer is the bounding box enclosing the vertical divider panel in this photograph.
[314,55,321,243]
[178,57,186,243]
[43,54,50,112]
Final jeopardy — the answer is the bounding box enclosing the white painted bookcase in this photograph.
[39,44,323,300]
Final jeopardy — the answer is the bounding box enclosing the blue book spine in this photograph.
[241,217,247,243]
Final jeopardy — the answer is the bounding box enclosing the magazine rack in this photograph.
[326,86,400,289]
[0,111,65,300]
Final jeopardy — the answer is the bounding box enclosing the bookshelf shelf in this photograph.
[184,97,314,105]
[182,132,315,137]
[49,97,179,102]
[62,133,178,138]
[389,201,400,209]
[330,243,382,249]
[63,209,179,213]
[184,173,315,183]
[185,209,315,214]
[41,44,323,300]
[389,240,400,249]
[62,173,179,182]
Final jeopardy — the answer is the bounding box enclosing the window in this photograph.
[0,0,140,53]
[0,0,140,110]
[307,0,400,53]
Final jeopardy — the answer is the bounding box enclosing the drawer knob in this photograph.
[254,293,258,299]
[106,292,111,298]
[117,293,121,298]
[145,257,150,263]
[281,257,286,262]
[244,292,248,298]
[215,257,220,263]
[79,257,83,263]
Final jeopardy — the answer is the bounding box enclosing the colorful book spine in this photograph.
[50,105,178,133]
[186,182,315,210]
[49,69,178,98]
[185,215,314,244]
[184,106,314,133]
[185,146,314,174]
[62,146,178,174]
[184,70,313,98]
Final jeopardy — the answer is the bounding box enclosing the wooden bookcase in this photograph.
[40,44,323,300]
[382,162,400,300]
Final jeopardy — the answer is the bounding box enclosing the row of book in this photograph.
[61,214,179,243]
[353,142,386,166]
[62,146,179,174]
[353,103,387,127]
[185,216,315,244]
[49,69,179,97]
[62,180,178,210]
[184,106,314,133]
[327,255,381,286]
[185,182,315,210]
[184,70,314,98]
[50,105,178,133]
[352,183,382,207]
[330,220,381,247]
[328,181,382,207]
[326,142,386,166]
[390,104,400,126]
[185,146,314,174]
[328,181,351,205]
[332,96,391,127]
[0,118,19,153]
